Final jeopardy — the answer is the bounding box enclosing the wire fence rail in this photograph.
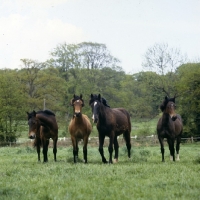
[0,135,200,147]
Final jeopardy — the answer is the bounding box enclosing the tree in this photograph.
[142,43,187,96]
[48,43,80,80]
[19,59,67,113]
[142,43,187,75]
[176,63,200,136]
[78,42,121,70]
[0,70,26,143]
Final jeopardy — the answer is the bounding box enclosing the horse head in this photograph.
[27,110,40,139]
[70,94,84,117]
[160,96,176,117]
[89,94,110,123]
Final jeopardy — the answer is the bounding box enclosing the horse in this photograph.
[157,96,183,162]
[89,94,131,164]
[68,94,92,163]
[27,110,58,162]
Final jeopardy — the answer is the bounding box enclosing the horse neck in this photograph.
[162,112,172,125]
[98,104,108,122]
[36,114,54,128]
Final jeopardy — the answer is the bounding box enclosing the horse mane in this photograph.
[89,94,110,107]
[71,94,84,106]
[27,110,55,120]
[37,110,55,116]
[101,97,110,107]
[160,96,175,112]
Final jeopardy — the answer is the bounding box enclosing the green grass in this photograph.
[0,143,200,200]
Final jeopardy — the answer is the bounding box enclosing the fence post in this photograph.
[191,136,193,143]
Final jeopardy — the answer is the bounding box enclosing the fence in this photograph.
[1,135,200,147]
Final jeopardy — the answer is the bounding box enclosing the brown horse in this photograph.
[27,110,58,162]
[89,94,131,164]
[68,94,92,163]
[157,96,183,162]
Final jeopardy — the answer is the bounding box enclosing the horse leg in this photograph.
[113,136,119,163]
[123,132,131,159]
[83,137,88,163]
[158,137,165,162]
[176,136,181,161]
[53,137,57,162]
[98,134,107,163]
[76,139,79,158]
[108,134,114,164]
[167,138,175,161]
[71,137,77,163]
[36,141,41,162]
[42,139,49,162]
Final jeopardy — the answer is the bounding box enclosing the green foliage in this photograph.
[0,70,26,142]
[176,63,200,136]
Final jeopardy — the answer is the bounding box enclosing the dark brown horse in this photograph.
[157,96,183,162]
[27,110,58,162]
[68,94,92,163]
[89,94,131,164]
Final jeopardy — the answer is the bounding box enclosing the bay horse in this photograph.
[157,96,183,162]
[68,94,92,163]
[89,94,131,164]
[27,110,58,162]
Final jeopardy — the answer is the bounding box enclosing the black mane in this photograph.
[89,94,110,107]
[38,110,55,116]
[27,110,55,120]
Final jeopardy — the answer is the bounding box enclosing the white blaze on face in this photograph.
[75,100,80,113]
[92,101,97,122]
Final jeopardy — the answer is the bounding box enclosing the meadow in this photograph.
[0,143,200,200]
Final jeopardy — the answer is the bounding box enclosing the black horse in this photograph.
[89,94,131,164]
[157,96,183,162]
[27,110,58,162]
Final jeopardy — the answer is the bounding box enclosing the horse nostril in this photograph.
[29,135,35,139]
[75,112,81,117]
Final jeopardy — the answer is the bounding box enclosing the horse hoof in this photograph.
[113,159,118,163]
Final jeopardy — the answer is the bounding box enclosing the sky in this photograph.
[0,0,200,74]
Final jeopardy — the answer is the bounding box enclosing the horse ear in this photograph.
[33,110,36,116]
[98,94,101,101]
[74,94,76,98]
[80,94,82,99]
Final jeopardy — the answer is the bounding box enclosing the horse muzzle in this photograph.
[74,112,81,117]
[29,132,36,139]
[92,115,98,123]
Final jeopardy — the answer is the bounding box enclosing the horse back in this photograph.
[110,108,131,132]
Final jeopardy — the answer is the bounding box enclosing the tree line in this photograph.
[0,42,199,142]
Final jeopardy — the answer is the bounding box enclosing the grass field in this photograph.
[0,143,200,200]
